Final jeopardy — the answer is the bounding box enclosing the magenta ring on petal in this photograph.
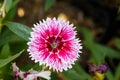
[27,17,82,72]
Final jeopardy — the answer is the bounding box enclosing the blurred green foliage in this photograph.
[80,27,120,80]
[44,0,56,11]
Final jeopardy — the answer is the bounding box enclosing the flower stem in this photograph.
[0,0,7,18]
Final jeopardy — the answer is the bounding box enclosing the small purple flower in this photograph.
[88,63,109,74]
[99,63,109,73]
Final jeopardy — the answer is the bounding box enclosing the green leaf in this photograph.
[115,38,120,49]
[0,18,3,32]
[44,0,56,11]
[51,72,59,80]
[80,27,120,64]
[63,62,90,80]
[21,63,42,71]
[4,0,19,21]
[4,21,32,41]
[4,6,16,21]
[4,0,19,13]
[0,50,24,68]
[0,44,10,59]
[0,29,24,47]
[64,69,83,80]
[11,0,19,8]
[0,18,3,22]
[96,44,120,59]
[115,64,120,80]
[10,41,27,54]
[73,63,90,78]
[89,43,120,64]
[80,27,94,44]
[80,27,105,64]
[105,71,114,80]
[5,0,12,13]
[92,43,120,63]
[89,44,105,64]
[0,1,2,7]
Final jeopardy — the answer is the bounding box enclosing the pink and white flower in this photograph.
[27,17,82,72]
[12,63,19,80]
[12,63,51,80]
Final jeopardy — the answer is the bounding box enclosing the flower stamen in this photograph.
[51,42,57,49]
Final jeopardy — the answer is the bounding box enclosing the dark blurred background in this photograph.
[16,0,120,45]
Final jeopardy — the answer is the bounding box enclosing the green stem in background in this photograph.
[0,18,3,33]
[0,0,7,18]
[0,0,7,33]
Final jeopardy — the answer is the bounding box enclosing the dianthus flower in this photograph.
[27,17,82,72]
[12,63,51,80]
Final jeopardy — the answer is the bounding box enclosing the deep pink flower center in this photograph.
[46,36,63,53]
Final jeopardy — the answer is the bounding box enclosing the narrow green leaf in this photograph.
[4,21,32,41]
[0,50,24,68]
[51,72,59,80]
[80,27,94,44]
[4,6,16,21]
[11,0,19,8]
[105,71,114,80]
[4,0,19,21]
[5,0,12,13]
[44,0,56,11]
[0,44,10,59]
[0,18,3,23]
[96,44,120,59]
[63,62,90,80]
[0,1,2,7]
[63,69,83,80]
[115,38,120,49]
[0,29,24,47]
[89,44,105,64]
[0,18,3,32]
[80,27,105,64]
[115,64,120,80]
[80,27,120,64]
[21,63,42,71]
[73,63,90,78]
[10,41,27,54]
